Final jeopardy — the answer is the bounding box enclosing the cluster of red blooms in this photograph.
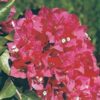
[8,8,100,100]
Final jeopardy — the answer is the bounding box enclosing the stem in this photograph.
[16,89,22,100]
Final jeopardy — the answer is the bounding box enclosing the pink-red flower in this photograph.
[0,0,8,2]
[0,6,16,34]
[8,7,100,100]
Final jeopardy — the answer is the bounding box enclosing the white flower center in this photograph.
[11,21,15,27]
[38,77,43,82]
[36,76,43,82]
[61,38,66,43]
[61,37,71,43]
[12,45,19,53]
[43,91,47,96]
[66,37,71,41]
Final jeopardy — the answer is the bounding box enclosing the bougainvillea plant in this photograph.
[0,0,100,100]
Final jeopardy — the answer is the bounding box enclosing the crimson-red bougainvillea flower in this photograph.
[0,6,16,34]
[0,0,8,2]
[8,7,100,100]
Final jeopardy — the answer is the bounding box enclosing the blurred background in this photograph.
[14,0,100,66]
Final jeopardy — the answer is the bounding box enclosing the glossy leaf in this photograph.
[5,33,14,41]
[0,36,7,45]
[0,79,16,100]
[0,46,6,55]
[0,50,10,75]
[22,91,40,100]
[0,36,7,54]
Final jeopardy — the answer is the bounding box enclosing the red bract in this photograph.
[0,6,16,34]
[0,0,8,2]
[8,7,100,100]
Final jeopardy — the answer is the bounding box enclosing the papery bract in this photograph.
[0,6,16,34]
[8,7,100,100]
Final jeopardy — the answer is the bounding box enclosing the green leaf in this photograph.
[0,36,7,54]
[0,0,15,21]
[4,32,14,41]
[0,45,6,55]
[0,50,10,75]
[0,79,16,100]
[0,36,7,46]
[22,91,40,100]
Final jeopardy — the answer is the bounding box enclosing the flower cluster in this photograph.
[8,8,100,100]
